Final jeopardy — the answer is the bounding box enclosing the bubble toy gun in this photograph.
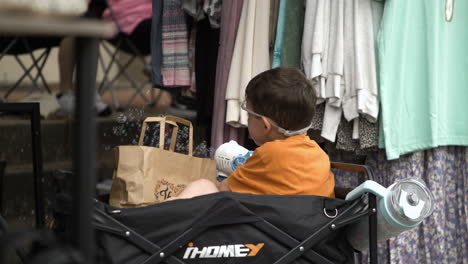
[214,141,253,179]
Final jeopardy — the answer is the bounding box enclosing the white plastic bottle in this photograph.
[345,177,435,251]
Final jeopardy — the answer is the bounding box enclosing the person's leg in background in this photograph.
[56,37,111,116]
[56,37,76,115]
[58,37,75,95]
[55,0,110,116]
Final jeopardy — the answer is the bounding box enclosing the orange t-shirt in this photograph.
[227,135,335,197]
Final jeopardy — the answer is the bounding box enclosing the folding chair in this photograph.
[91,162,379,264]
[97,0,154,110]
[0,36,61,101]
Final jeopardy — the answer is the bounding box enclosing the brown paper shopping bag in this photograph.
[109,116,216,207]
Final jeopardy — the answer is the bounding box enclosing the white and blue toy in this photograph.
[214,141,253,179]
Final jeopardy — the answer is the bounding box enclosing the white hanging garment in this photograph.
[321,0,344,142]
[302,0,330,102]
[342,0,359,123]
[225,0,271,128]
[354,0,379,122]
[302,0,319,79]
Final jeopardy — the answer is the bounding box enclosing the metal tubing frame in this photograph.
[369,194,378,264]
[98,41,151,108]
[331,162,379,264]
[1,37,52,100]
[18,38,52,94]
[0,161,5,214]
[2,50,49,100]
[331,162,375,181]
[0,36,19,60]
[0,102,45,228]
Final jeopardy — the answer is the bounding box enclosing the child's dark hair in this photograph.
[245,67,317,130]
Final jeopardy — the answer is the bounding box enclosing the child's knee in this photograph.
[190,179,218,192]
[193,178,215,186]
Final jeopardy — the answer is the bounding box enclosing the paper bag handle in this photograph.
[165,116,193,155]
[138,116,193,155]
[138,116,179,152]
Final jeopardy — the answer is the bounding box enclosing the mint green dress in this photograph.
[378,0,468,159]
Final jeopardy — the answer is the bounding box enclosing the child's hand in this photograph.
[217,179,231,192]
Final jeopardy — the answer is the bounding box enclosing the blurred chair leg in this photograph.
[97,46,121,110]
[3,51,48,100]
[0,37,19,60]
[21,38,52,94]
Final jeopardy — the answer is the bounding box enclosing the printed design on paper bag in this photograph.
[183,242,265,259]
[155,178,186,201]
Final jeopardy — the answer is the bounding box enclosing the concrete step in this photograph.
[0,104,205,228]
[0,105,198,168]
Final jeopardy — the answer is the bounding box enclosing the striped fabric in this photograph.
[161,0,191,87]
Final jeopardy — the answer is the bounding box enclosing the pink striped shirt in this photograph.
[101,0,152,35]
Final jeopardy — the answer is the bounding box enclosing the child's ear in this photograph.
[261,116,272,132]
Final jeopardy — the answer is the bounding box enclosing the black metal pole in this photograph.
[73,37,98,263]
[369,194,378,264]
[0,160,5,215]
[30,103,45,228]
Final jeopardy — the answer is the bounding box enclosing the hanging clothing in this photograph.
[302,0,381,148]
[272,0,305,68]
[302,0,330,101]
[320,0,345,142]
[269,0,280,62]
[332,147,468,264]
[210,0,246,149]
[181,0,205,21]
[151,0,164,88]
[354,0,378,122]
[181,24,197,98]
[225,0,271,127]
[271,0,286,68]
[378,0,468,160]
[335,116,379,154]
[181,0,222,28]
[202,0,222,28]
[309,103,379,155]
[342,0,358,123]
[195,18,220,136]
[161,0,191,87]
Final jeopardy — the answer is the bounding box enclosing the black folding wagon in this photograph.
[92,162,379,264]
